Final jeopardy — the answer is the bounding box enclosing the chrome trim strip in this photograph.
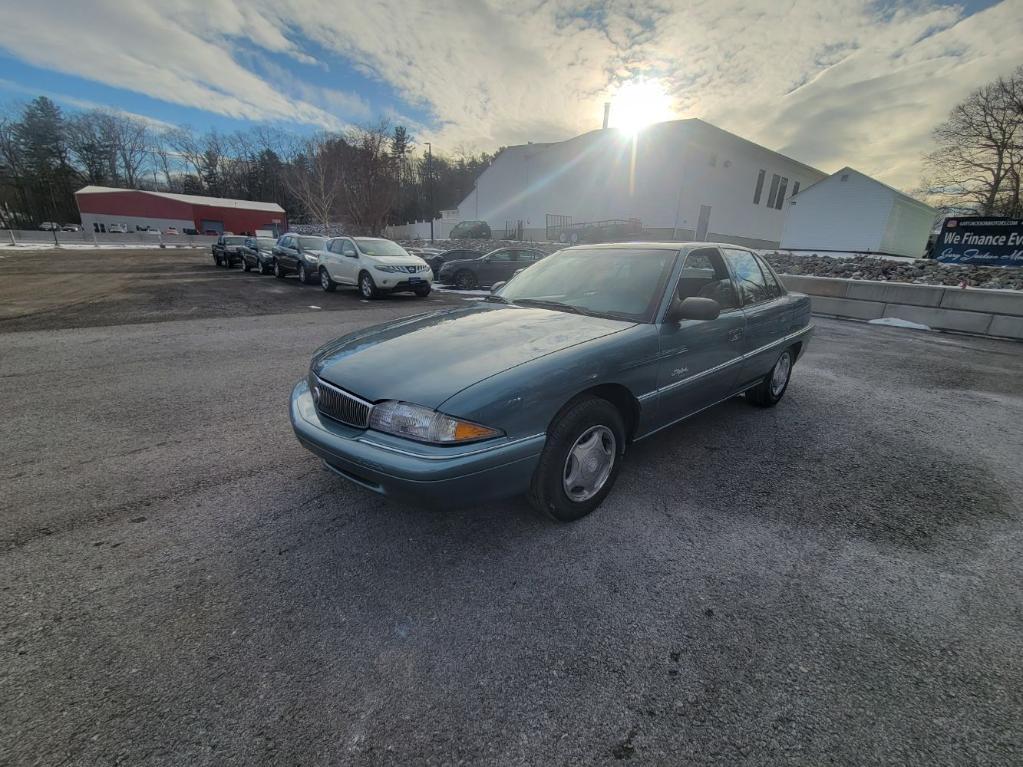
[635,324,813,401]
[313,375,374,428]
[356,432,547,461]
[635,382,760,441]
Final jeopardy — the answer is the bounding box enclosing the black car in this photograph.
[240,236,278,274]
[212,235,246,267]
[425,248,482,278]
[437,247,547,289]
[272,234,328,283]
[449,220,491,239]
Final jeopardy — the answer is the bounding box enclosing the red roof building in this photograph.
[75,186,287,235]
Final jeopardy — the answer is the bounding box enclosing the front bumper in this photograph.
[290,379,543,507]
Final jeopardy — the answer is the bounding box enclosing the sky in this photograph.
[0,0,1020,192]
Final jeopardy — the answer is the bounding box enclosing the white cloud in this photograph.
[0,0,1021,191]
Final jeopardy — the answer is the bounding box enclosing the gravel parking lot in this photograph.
[2,248,1021,765]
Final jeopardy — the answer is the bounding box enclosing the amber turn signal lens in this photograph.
[453,421,499,441]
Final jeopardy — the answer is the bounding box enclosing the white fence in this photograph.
[384,219,455,240]
[2,229,218,248]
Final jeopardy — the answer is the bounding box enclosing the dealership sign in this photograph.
[934,217,1023,266]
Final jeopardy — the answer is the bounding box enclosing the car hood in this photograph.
[311,304,634,409]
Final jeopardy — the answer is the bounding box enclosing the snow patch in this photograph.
[868,317,932,331]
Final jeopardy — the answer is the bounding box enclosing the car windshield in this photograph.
[497,247,679,322]
[224,236,245,244]
[354,238,409,257]
[298,236,326,249]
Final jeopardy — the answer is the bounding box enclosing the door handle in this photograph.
[728,328,744,342]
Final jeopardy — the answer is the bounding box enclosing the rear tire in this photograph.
[320,268,337,292]
[359,271,380,299]
[527,397,626,522]
[745,348,794,407]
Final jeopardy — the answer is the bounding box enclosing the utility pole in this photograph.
[426,142,434,242]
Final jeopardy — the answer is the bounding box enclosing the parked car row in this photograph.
[212,233,435,299]
[213,232,552,297]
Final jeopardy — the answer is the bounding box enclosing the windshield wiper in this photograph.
[513,298,583,315]
[483,294,509,304]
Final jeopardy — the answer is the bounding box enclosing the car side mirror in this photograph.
[490,281,506,293]
[668,296,720,322]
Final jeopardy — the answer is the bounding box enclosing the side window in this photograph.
[342,239,357,257]
[489,250,513,262]
[754,254,783,297]
[328,239,342,254]
[677,248,740,310]
[723,249,771,305]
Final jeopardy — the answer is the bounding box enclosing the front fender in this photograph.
[438,324,659,440]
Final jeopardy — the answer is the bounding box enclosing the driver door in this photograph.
[654,248,746,423]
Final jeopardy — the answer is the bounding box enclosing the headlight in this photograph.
[305,253,319,263]
[417,264,431,272]
[369,401,502,444]
[374,265,401,273]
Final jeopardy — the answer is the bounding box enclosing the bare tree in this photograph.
[922,66,1023,217]
[283,134,344,229]
[112,115,149,188]
[339,124,398,234]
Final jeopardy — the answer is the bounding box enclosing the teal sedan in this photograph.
[290,243,813,521]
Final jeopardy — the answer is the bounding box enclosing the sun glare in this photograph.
[610,79,674,134]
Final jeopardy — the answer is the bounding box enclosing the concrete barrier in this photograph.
[779,274,1023,341]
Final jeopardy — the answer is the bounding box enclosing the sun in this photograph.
[610,79,675,135]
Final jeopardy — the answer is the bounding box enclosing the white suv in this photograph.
[317,236,433,299]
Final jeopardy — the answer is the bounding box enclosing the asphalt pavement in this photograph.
[1,248,1021,765]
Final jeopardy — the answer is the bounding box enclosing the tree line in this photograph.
[922,65,1023,218]
[0,96,494,233]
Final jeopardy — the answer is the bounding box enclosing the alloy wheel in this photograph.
[771,351,792,397]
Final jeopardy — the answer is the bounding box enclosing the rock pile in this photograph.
[762,251,1023,291]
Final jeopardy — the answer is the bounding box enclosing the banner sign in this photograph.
[934,217,1023,266]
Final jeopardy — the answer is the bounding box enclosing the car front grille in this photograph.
[311,376,372,428]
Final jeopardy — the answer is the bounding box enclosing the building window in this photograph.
[766,174,781,207]
[775,177,788,209]
[753,170,766,204]
[841,173,849,182]
[791,181,800,198]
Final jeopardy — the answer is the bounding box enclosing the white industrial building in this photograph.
[455,119,828,248]
[780,168,936,258]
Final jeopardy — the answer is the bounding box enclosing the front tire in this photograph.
[414,284,431,297]
[242,258,251,272]
[298,263,311,284]
[258,260,270,275]
[359,271,379,299]
[746,348,794,407]
[320,268,337,292]
[273,259,286,279]
[454,270,478,290]
[528,397,626,522]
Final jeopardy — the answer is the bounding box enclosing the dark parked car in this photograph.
[272,234,328,283]
[425,248,482,278]
[240,236,278,274]
[290,242,812,521]
[212,235,246,267]
[437,247,546,289]
[449,220,491,239]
